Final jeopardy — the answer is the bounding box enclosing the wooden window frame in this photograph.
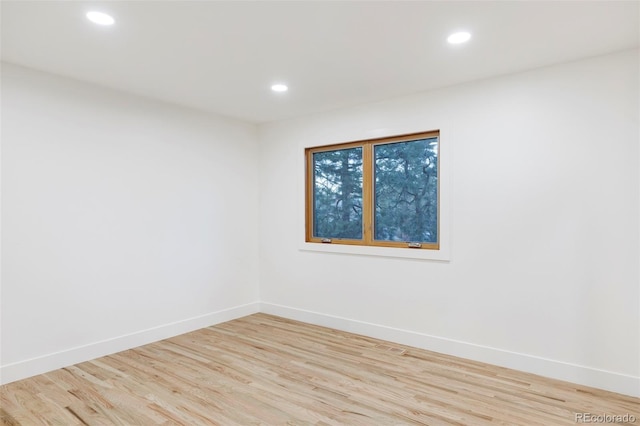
[305,130,440,250]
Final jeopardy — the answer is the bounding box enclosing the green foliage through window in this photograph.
[374,138,438,243]
[312,148,363,239]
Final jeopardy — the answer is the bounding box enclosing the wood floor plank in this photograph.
[1,313,638,425]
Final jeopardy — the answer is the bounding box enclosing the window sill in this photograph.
[299,242,450,261]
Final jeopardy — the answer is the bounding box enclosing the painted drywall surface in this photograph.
[258,50,639,383]
[1,64,260,370]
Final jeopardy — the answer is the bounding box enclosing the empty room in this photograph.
[1,1,639,425]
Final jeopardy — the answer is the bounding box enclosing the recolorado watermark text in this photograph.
[575,413,637,423]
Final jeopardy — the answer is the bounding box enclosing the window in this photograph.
[305,131,439,250]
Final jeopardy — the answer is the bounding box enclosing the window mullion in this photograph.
[363,143,373,244]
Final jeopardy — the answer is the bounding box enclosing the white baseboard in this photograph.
[0,302,260,385]
[260,302,640,398]
[3,301,638,398]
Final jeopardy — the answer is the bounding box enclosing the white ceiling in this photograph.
[2,1,638,123]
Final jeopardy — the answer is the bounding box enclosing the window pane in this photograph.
[313,147,363,239]
[374,138,438,243]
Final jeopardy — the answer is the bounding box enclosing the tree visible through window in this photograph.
[312,147,363,239]
[306,131,439,249]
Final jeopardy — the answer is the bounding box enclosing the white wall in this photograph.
[0,63,260,383]
[258,49,640,396]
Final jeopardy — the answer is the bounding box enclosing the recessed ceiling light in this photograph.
[271,84,288,93]
[86,11,115,26]
[447,31,471,44]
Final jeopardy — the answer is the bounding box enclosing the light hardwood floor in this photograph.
[1,313,638,425]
